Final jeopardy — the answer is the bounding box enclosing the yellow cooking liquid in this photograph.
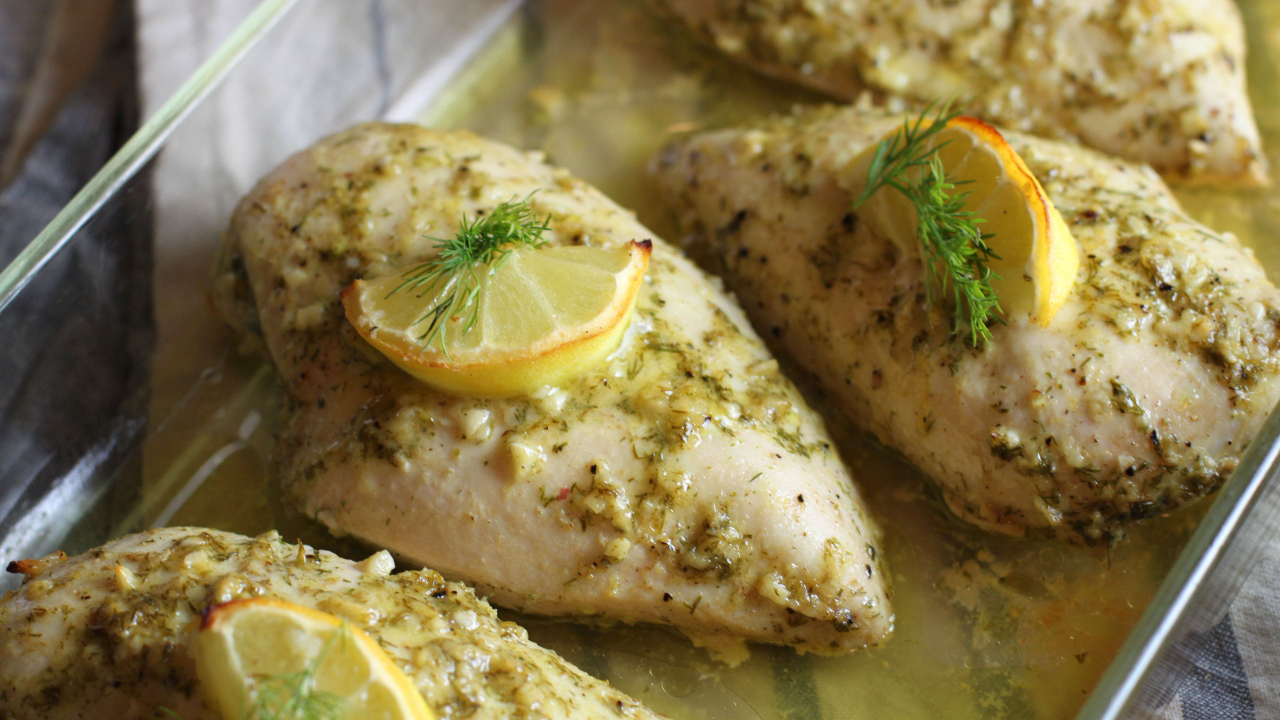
[129,1,1280,719]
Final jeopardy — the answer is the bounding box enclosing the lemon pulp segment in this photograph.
[343,240,652,397]
[194,597,433,720]
[851,116,1080,327]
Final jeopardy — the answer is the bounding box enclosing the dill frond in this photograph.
[247,624,350,720]
[391,195,552,357]
[852,101,1002,346]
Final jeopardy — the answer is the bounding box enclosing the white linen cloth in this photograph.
[136,0,517,422]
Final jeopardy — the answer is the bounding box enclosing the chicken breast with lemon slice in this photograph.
[211,122,890,656]
[649,0,1268,186]
[651,104,1280,543]
[0,528,660,719]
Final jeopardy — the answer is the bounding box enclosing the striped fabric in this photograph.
[1161,616,1255,720]
[1151,563,1280,720]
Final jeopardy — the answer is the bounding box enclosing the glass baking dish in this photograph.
[4,1,1280,718]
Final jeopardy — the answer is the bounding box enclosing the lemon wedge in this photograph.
[194,597,433,720]
[343,240,651,398]
[851,115,1079,327]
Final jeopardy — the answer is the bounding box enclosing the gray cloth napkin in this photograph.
[1146,564,1280,720]
[0,1,151,570]
[129,1,1280,718]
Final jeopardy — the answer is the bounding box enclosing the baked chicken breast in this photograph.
[0,528,660,719]
[649,0,1268,186]
[651,104,1280,543]
[211,123,891,656]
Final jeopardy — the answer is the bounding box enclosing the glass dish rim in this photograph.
[0,0,300,314]
[2,1,1278,717]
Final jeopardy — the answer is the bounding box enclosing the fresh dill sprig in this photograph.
[247,625,349,720]
[160,625,355,720]
[391,195,552,357]
[852,101,1002,346]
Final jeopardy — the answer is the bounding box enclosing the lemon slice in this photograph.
[194,597,433,720]
[851,115,1079,327]
[343,240,652,398]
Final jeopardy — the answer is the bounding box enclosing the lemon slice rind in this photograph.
[343,240,652,398]
[194,597,432,720]
[848,116,1079,328]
